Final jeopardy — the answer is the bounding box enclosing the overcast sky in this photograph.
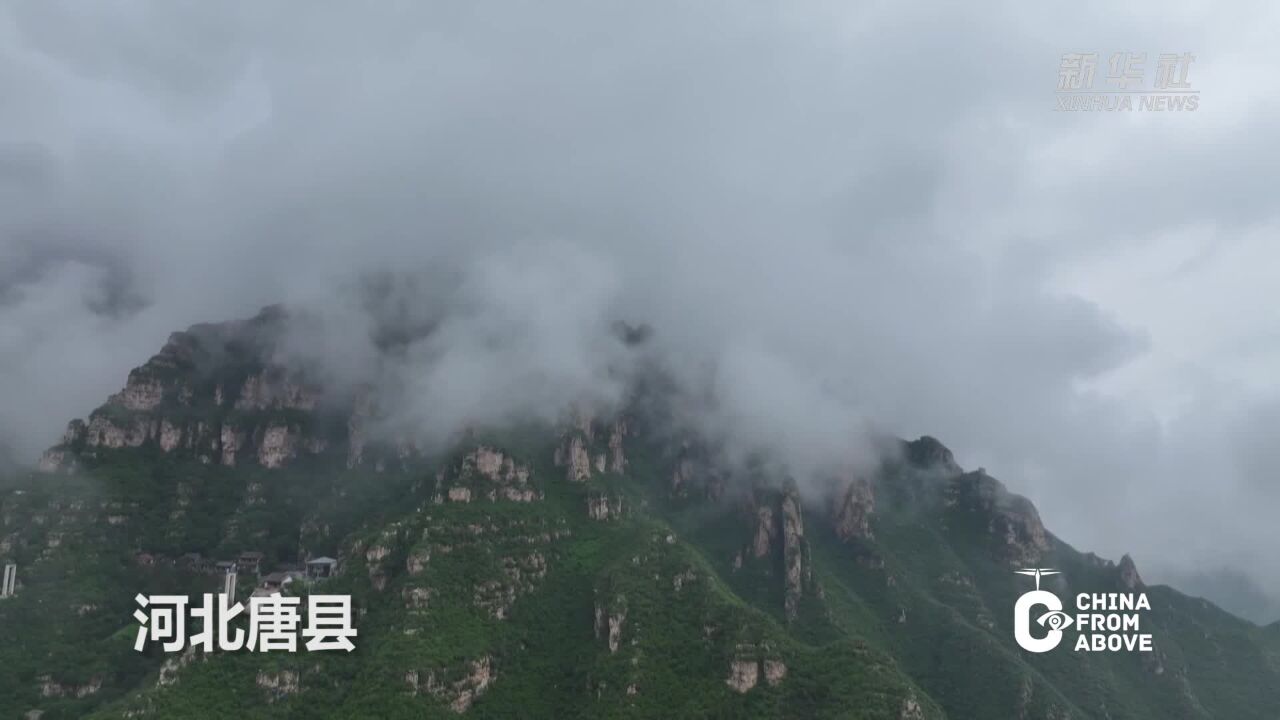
[1,1,1277,620]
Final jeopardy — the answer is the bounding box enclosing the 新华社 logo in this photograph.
[1013,568,1153,653]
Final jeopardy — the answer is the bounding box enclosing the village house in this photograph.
[180,552,211,573]
[260,571,294,592]
[237,551,265,576]
[306,556,339,579]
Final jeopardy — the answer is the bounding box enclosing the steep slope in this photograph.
[2,307,1277,719]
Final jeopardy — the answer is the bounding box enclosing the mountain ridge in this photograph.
[4,306,1278,719]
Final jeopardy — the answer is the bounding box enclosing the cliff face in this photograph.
[832,475,875,542]
[779,486,808,622]
[944,469,1050,566]
[552,411,629,484]
[38,308,379,474]
[737,482,819,624]
[431,446,540,504]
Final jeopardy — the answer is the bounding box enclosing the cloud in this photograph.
[1,0,1279,617]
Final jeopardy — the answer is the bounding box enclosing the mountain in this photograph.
[1158,567,1280,627]
[2,307,1278,719]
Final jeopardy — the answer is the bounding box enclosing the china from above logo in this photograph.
[1013,568,1153,654]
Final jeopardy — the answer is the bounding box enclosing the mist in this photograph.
[2,1,1279,619]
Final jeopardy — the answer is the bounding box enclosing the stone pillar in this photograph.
[1,564,15,598]
[223,570,237,598]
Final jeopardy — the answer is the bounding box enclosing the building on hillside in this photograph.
[306,556,339,579]
[180,553,209,572]
[237,551,265,576]
[260,572,295,592]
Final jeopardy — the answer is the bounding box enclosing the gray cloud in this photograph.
[1,1,1278,618]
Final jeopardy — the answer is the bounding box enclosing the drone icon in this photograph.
[1015,568,1060,591]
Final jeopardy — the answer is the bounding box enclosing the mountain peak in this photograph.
[37,306,347,473]
[903,435,961,475]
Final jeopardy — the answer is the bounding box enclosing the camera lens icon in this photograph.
[1037,610,1074,631]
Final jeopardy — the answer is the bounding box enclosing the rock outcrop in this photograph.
[37,448,74,474]
[110,374,165,411]
[833,476,875,541]
[255,670,301,702]
[741,484,814,622]
[403,586,434,609]
[670,457,694,497]
[667,442,728,500]
[905,436,963,475]
[946,470,1049,566]
[85,414,152,449]
[554,434,593,482]
[34,308,349,473]
[345,385,374,468]
[594,597,628,654]
[220,424,245,466]
[156,647,197,687]
[406,547,431,575]
[607,419,627,473]
[257,425,299,468]
[235,371,321,412]
[752,505,778,558]
[433,446,540,504]
[1117,553,1144,590]
[900,696,925,719]
[158,419,182,452]
[37,675,102,699]
[551,411,629,484]
[473,552,547,620]
[587,492,625,521]
[763,659,788,686]
[405,656,494,713]
[725,645,787,693]
[726,659,759,693]
[781,486,807,622]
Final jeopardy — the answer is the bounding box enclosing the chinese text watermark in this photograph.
[1057,52,1199,111]
[134,593,357,653]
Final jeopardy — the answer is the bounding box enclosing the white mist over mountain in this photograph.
[2,1,1279,619]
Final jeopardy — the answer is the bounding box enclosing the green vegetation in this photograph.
[3,420,1278,719]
